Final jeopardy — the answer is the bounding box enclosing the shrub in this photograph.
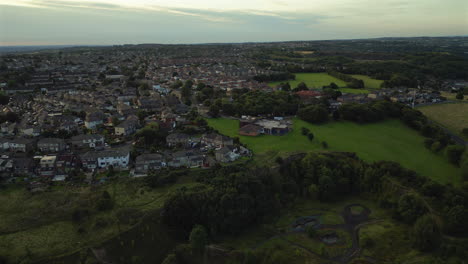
[307,133,314,141]
[301,127,310,135]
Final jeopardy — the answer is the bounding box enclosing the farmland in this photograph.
[207,118,461,185]
[418,102,468,139]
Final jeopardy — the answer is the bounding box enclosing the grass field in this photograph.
[207,118,461,184]
[269,73,347,89]
[268,73,383,92]
[350,74,384,89]
[418,102,468,139]
[338,88,370,94]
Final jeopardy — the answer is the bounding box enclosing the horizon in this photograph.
[1,35,467,48]
[1,0,467,46]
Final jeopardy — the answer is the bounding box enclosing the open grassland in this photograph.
[268,73,347,89]
[207,118,461,184]
[350,74,384,89]
[0,176,197,263]
[418,102,468,139]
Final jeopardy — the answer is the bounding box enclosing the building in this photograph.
[168,150,204,168]
[0,138,34,152]
[39,155,57,177]
[201,133,234,148]
[166,133,191,147]
[70,134,105,149]
[37,138,66,153]
[239,124,262,136]
[215,146,240,163]
[134,153,166,175]
[85,111,106,129]
[114,119,139,136]
[81,148,130,170]
[239,118,291,136]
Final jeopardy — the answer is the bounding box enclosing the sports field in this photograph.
[207,118,461,185]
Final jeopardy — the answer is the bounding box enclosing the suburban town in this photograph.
[0,36,468,264]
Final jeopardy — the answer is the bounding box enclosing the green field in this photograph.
[418,102,468,139]
[338,88,369,94]
[350,74,384,89]
[269,73,347,89]
[268,73,383,94]
[207,118,461,184]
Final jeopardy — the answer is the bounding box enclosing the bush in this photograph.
[307,133,314,141]
[321,141,329,149]
[301,127,310,135]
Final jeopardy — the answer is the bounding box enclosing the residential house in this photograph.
[166,133,191,147]
[85,111,106,129]
[70,134,105,149]
[134,153,166,175]
[39,155,57,177]
[81,148,130,170]
[0,138,34,152]
[168,150,204,168]
[114,119,139,136]
[201,133,234,148]
[13,157,34,175]
[37,138,67,153]
[215,146,240,163]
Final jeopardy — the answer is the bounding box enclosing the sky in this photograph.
[0,0,467,46]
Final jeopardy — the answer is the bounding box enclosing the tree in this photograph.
[412,215,441,252]
[308,184,319,199]
[329,82,338,89]
[456,91,464,100]
[301,127,310,136]
[189,225,208,252]
[397,193,427,224]
[297,105,329,124]
[208,104,220,117]
[462,128,468,138]
[307,133,314,141]
[446,205,468,234]
[306,225,317,238]
[446,145,465,166]
[296,82,308,91]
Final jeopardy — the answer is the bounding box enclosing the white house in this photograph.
[81,148,130,170]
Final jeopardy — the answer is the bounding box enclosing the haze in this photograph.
[0,0,467,45]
